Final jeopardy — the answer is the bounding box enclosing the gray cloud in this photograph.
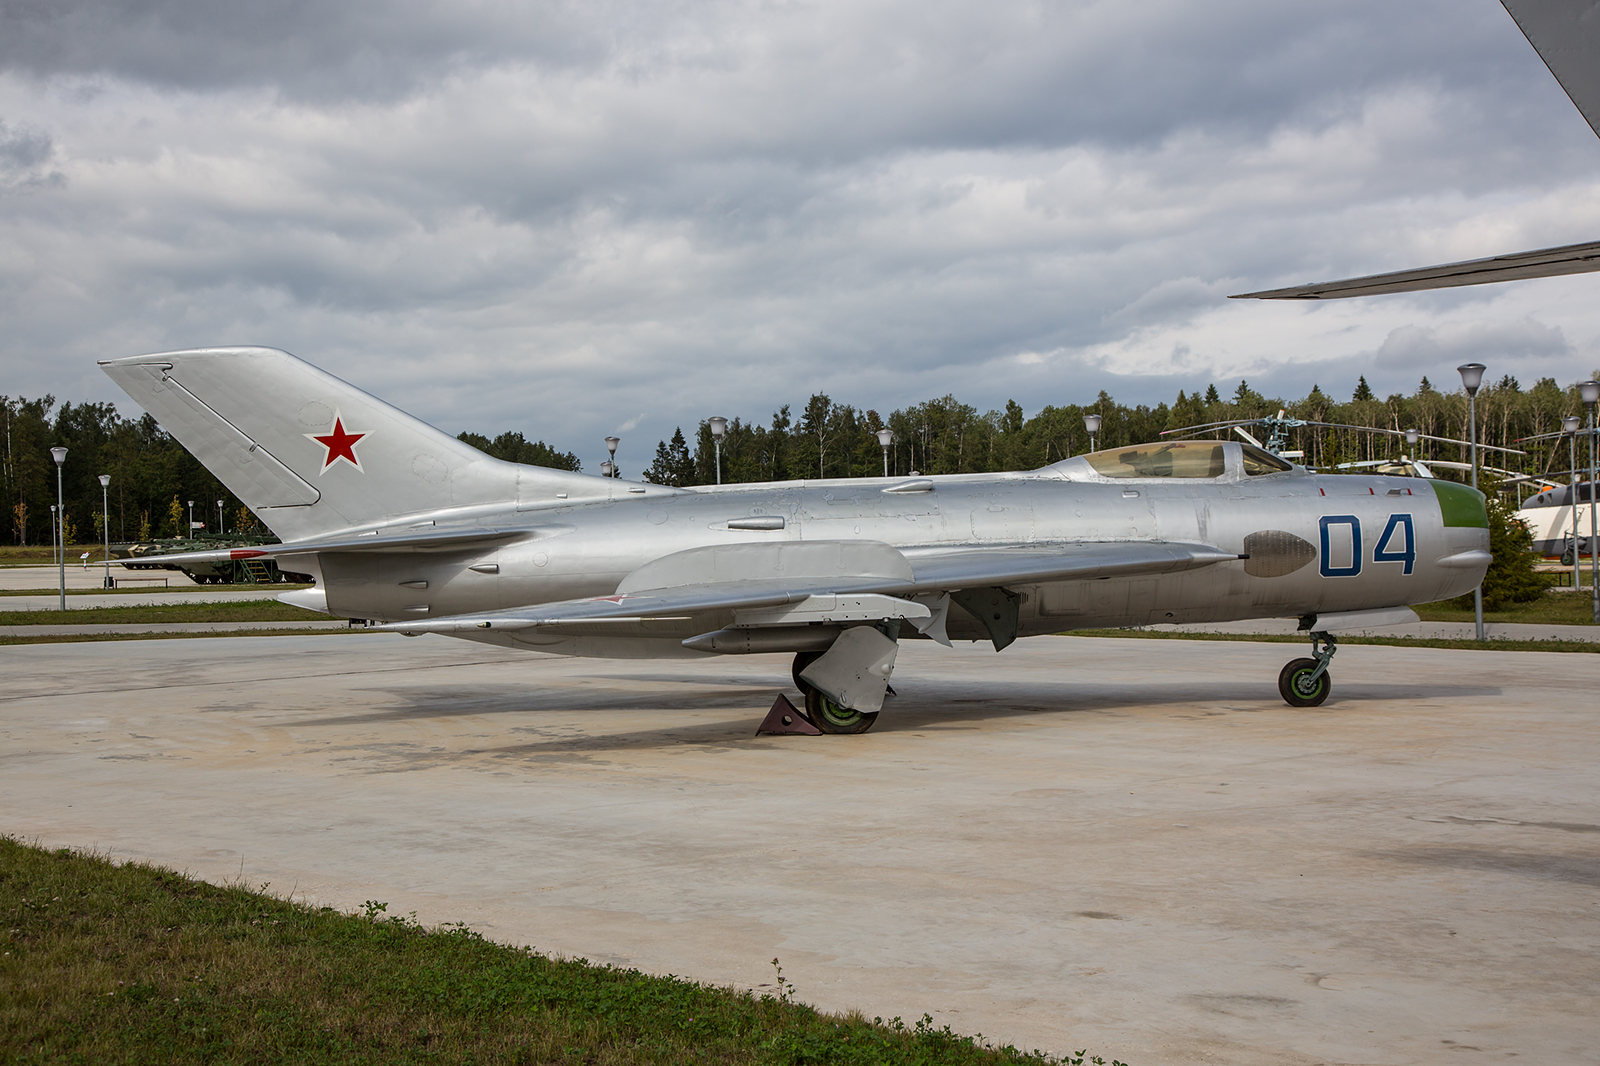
[4,0,1600,466]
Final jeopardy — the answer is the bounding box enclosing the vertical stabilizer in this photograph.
[100,347,610,540]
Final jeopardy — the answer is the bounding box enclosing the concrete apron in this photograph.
[2,633,1596,1065]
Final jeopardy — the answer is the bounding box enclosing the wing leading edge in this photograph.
[1229,239,1600,300]
[368,540,1242,635]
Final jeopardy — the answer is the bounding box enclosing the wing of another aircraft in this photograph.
[1233,0,1600,301]
[1500,0,1600,140]
[368,539,1241,635]
[1229,239,1600,300]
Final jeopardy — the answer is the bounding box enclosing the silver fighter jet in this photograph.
[101,347,1490,728]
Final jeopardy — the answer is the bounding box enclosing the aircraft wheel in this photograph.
[792,650,821,694]
[1278,657,1331,708]
[804,687,879,735]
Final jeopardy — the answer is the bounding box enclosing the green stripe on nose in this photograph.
[1431,479,1488,528]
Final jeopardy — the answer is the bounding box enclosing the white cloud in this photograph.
[3,0,1600,465]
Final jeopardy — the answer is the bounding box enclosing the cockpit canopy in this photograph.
[1071,440,1293,480]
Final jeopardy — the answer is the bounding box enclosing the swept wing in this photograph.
[369,539,1241,635]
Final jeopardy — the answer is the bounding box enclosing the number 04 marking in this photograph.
[1317,513,1415,578]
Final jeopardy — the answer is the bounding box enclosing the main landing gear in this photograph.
[790,650,880,735]
[1278,632,1336,707]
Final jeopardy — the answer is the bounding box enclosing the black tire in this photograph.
[803,687,880,735]
[1278,657,1331,707]
[792,650,822,694]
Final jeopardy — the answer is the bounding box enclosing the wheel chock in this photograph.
[756,693,822,736]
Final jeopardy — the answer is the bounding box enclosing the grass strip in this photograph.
[1067,630,1600,653]
[0,628,361,646]
[0,838,1110,1066]
[0,600,326,625]
[0,585,313,597]
[1412,592,1600,626]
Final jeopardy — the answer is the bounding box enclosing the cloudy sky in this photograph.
[4,0,1600,468]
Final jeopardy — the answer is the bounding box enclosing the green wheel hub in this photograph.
[1277,657,1331,708]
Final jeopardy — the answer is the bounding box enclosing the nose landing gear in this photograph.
[1278,631,1336,707]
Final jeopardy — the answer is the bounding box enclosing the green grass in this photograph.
[0,546,81,566]
[0,838,1110,1066]
[1069,629,1600,653]
[1412,589,1599,625]
[0,628,358,646]
[0,600,327,626]
[0,584,314,597]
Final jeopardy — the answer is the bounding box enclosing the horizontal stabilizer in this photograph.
[1230,239,1600,300]
[120,526,531,568]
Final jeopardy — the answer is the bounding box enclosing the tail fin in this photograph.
[101,347,608,540]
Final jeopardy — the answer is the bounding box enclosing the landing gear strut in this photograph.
[1278,632,1336,707]
[791,650,880,735]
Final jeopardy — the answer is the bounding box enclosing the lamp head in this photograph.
[604,436,620,457]
[1404,428,1419,446]
[1582,380,1600,407]
[1083,413,1102,434]
[707,417,727,441]
[1565,415,1583,433]
[98,474,110,488]
[599,460,614,477]
[50,446,67,465]
[1457,362,1486,396]
[876,428,894,448]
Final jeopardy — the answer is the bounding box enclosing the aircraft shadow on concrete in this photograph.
[1365,845,1600,889]
[288,671,1500,755]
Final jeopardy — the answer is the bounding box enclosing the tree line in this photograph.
[641,374,1600,488]
[5,372,1596,546]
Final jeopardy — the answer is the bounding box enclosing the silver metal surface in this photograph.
[101,347,1492,708]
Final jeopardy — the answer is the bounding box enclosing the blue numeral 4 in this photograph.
[1374,513,1415,575]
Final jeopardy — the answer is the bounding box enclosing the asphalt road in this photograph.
[3,633,1596,1065]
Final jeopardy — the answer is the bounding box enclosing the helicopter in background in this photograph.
[1159,412,1525,478]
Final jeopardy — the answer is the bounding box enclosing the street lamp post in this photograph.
[48,504,57,567]
[99,474,112,589]
[605,436,621,479]
[877,428,894,477]
[51,446,68,611]
[217,499,225,537]
[1564,415,1583,588]
[187,500,195,535]
[1581,381,1600,623]
[1083,413,1102,454]
[1458,363,1486,641]
[707,418,727,485]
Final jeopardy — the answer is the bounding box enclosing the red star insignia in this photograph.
[305,411,368,473]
